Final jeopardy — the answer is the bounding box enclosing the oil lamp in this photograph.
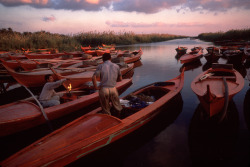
[67,83,72,97]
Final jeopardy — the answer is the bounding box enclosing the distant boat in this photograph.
[204,47,221,62]
[0,69,185,167]
[191,63,244,117]
[175,46,188,55]
[180,47,203,64]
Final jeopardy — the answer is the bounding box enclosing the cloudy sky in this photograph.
[0,0,249,36]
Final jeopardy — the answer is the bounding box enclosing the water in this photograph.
[1,38,250,167]
[71,38,250,166]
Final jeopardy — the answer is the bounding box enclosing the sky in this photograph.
[0,0,250,36]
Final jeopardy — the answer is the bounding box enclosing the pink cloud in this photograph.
[106,20,214,28]
[42,15,56,22]
[0,0,249,13]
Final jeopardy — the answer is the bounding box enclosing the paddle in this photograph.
[49,67,72,91]
[218,77,229,123]
[22,85,53,131]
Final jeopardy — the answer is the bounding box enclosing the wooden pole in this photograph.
[22,85,53,131]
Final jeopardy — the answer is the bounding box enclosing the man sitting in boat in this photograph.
[39,74,67,108]
[92,53,123,117]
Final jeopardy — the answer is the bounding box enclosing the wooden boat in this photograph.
[24,53,65,59]
[80,45,91,52]
[53,63,134,89]
[63,51,85,57]
[191,64,244,117]
[206,46,220,54]
[223,49,244,63]
[179,47,203,64]
[0,69,184,167]
[2,64,90,88]
[116,48,143,64]
[0,78,132,137]
[191,46,203,52]
[175,46,188,55]
[2,62,134,89]
[204,47,221,62]
[0,58,57,71]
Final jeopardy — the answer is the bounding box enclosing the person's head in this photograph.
[45,74,54,82]
[102,53,111,62]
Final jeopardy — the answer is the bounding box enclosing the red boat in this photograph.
[24,53,65,59]
[175,46,188,55]
[204,47,221,62]
[0,78,132,137]
[191,64,244,117]
[179,47,203,64]
[0,69,184,167]
[116,48,143,64]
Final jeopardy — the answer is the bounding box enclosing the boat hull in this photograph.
[0,78,132,137]
[1,70,184,167]
[191,64,244,117]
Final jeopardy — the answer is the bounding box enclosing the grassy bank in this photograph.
[198,28,250,42]
[0,28,186,52]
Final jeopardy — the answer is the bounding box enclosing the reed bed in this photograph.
[0,28,186,52]
[198,28,250,42]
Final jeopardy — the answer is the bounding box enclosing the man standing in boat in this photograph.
[39,74,67,108]
[92,53,123,117]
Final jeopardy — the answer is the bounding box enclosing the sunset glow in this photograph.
[0,0,249,36]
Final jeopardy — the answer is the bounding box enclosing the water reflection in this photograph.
[202,61,213,71]
[68,93,184,167]
[188,101,239,167]
[133,60,143,68]
[180,60,202,72]
[226,61,247,78]
[244,88,250,132]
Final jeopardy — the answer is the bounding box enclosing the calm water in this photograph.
[78,38,250,167]
[1,38,250,167]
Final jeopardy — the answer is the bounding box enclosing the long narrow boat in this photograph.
[2,63,134,89]
[0,78,132,137]
[191,64,244,117]
[24,53,65,59]
[179,47,203,64]
[0,69,184,167]
[116,48,143,64]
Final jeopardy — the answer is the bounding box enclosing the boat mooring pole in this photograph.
[219,77,229,123]
[22,85,54,131]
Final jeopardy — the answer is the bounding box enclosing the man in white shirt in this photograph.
[92,53,123,117]
[39,74,67,108]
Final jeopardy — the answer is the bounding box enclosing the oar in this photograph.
[218,77,229,123]
[22,85,53,131]
[49,67,70,90]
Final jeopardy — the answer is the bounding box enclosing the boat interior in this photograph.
[120,84,171,119]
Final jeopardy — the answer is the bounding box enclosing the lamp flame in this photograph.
[67,83,72,92]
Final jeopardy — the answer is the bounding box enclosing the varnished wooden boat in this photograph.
[0,58,56,71]
[80,45,91,52]
[2,62,134,89]
[54,63,134,89]
[191,64,244,117]
[2,64,89,88]
[180,47,203,64]
[116,48,143,64]
[24,53,65,59]
[0,78,132,137]
[175,46,188,55]
[0,70,184,167]
[204,47,221,62]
